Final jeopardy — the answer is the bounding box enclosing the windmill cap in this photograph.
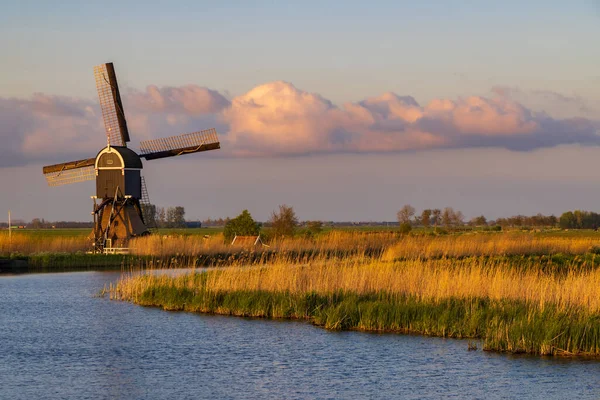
[96,146,143,169]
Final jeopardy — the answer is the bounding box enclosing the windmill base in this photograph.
[92,197,149,252]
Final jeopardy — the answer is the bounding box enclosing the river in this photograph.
[1,271,599,399]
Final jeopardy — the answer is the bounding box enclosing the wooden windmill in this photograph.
[42,63,220,252]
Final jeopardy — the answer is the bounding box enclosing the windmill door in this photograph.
[97,169,124,198]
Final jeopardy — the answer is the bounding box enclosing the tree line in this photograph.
[4,206,600,232]
[141,205,186,229]
[396,204,600,230]
[222,205,328,243]
[396,205,467,232]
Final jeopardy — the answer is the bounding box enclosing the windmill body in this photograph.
[42,63,220,252]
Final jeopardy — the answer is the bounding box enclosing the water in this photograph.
[1,271,600,399]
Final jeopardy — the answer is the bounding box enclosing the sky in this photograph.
[1,0,599,222]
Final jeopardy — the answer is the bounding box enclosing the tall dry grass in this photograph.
[4,229,600,264]
[383,233,599,260]
[129,230,399,257]
[0,233,88,255]
[108,255,600,355]
[112,255,600,313]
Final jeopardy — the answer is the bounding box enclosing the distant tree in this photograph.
[453,210,464,226]
[30,218,42,229]
[470,215,487,226]
[421,209,432,228]
[141,204,157,227]
[306,220,324,236]
[224,210,260,243]
[172,206,186,228]
[442,207,455,227]
[559,211,576,229]
[397,205,416,225]
[270,204,298,238]
[398,222,412,234]
[166,207,176,228]
[157,207,166,228]
[558,210,600,230]
[431,209,441,227]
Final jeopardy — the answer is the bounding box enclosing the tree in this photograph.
[470,215,487,226]
[442,207,455,227]
[270,204,298,238]
[397,204,416,225]
[559,211,576,229]
[224,210,260,243]
[172,206,186,228]
[305,221,323,236]
[431,209,441,227]
[398,222,412,234]
[453,210,464,226]
[166,207,176,228]
[141,204,157,227]
[421,209,432,228]
[157,207,166,228]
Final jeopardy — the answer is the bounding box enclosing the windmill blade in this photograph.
[94,63,130,147]
[139,128,220,160]
[42,158,96,187]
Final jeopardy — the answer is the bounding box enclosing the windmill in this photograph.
[42,63,220,252]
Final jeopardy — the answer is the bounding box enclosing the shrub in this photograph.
[398,222,412,234]
[223,210,260,243]
[270,205,298,238]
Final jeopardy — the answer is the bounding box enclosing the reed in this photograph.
[382,232,599,260]
[0,232,89,255]
[3,229,599,260]
[128,230,398,258]
[106,254,600,356]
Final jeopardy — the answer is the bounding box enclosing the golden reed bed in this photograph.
[2,230,599,260]
[112,255,600,314]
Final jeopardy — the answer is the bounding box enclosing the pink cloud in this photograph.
[222,82,596,155]
[0,82,597,167]
[127,85,230,115]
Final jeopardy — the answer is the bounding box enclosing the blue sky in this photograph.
[0,1,599,222]
[2,1,599,103]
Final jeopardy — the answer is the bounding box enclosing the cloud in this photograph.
[0,94,102,167]
[223,82,599,155]
[127,85,230,115]
[124,85,230,141]
[491,85,593,117]
[0,82,598,167]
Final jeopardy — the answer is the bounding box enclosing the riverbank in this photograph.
[0,253,130,273]
[106,255,600,357]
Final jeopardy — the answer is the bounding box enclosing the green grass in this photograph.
[127,282,600,356]
[1,252,138,271]
[0,228,90,238]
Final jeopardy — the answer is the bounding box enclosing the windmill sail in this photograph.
[139,128,220,160]
[94,63,130,147]
[42,158,96,186]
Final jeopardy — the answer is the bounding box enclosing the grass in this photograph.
[106,252,600,356]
